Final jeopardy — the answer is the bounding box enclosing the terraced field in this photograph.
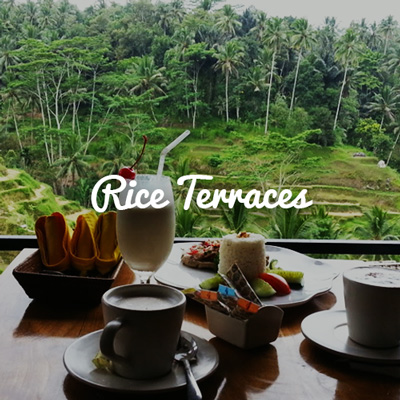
[0,167,85,235]
[0,166,86,271]
[172,137,400,229]
[1,135,400,269]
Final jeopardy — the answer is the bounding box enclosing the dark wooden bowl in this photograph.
[12,250,123,305]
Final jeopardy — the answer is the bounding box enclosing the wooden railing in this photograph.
[0,235,399,255]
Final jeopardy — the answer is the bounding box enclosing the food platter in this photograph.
[155,243,339,308]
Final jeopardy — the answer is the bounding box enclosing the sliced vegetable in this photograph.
[258,272,291,295]
[199,274,224,290]
[250,278,276,298]
[266,269,304,287]
[269,259,279,269]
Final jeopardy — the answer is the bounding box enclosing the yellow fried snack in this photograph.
[35,212,71,272]
[70,211,98,276]
[95,211,121,275]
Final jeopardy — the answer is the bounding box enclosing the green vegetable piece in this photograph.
[270,270,304,286]
[199,274,224,290]
[251,278,276,298]
[269,259,279,269]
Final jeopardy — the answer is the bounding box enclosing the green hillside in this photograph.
[0,164,85,271]
[0,166,83,235]
[169,130,400,216]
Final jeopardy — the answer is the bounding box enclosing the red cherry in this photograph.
[117,136,148,180]
[118,167,136,179]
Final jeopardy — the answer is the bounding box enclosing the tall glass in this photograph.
[116,175,175,283]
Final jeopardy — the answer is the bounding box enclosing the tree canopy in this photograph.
[1,0,400,213]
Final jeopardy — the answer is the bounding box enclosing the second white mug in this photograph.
[343,266,400,348]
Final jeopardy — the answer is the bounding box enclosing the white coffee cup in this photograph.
[343,266,400,348]
[100,284,186,379]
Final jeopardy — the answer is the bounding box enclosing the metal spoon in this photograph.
[174,333,202,400]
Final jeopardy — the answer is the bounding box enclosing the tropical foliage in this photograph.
[1,0,400,242]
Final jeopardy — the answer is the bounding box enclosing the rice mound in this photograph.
[218,232,266,281]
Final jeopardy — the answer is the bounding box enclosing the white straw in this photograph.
[157,130,191,176]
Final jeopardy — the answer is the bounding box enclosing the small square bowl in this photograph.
[205,305,284,349]
[13,250,123,305]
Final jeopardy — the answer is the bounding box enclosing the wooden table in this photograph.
[1,249,400,400]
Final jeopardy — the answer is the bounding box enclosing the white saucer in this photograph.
[301,310,400,364]
[63,330,219,393]
[155,243,339,308]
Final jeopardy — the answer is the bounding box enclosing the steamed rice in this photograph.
[218,232,266,280]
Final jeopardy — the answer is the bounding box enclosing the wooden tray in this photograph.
[12,250,123,305]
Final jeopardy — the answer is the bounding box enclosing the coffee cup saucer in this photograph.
[63,330,219,393]
[301,310,400,364]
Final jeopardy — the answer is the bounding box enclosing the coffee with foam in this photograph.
[345,266,400,288]
[344,266,400,348]
[112,295,178,311]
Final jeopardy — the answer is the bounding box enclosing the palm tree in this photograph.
[289,19,316,113]
[169,0,186,24]
[173,26,195,58]
[351,18,370,45]
[269,207,311,239]
[317,17,338,66]
[245,65,267,93]
[354,206,398,240]
[131,55,167,94]
[158,3,175,35]
[169,157,194,185]
[368,22,382,51]
[195,0,220,12]
[0,36,19,75]
[366,86,400,130]
[249,11,268,41]
[386,117,400,166]
[214,40,244,122]
[263,17,287,134]
[38,0,57,30]
[54,138,93,189]
[130,56,167,121]
[333,28,363,131]
[310,206,341,239]
[0,3,16,34]
[215,4,241,39]
[169,157,197,208]
[221,201,249,233]
[22,0,38,25]
[70,178,93,208]
[175,202,202,237]
[21,22,40,39]
[378,15,397,55]
[101,139,134,176]
[172,27,195,119]
[386,46,400,74]
[245,65,267,117]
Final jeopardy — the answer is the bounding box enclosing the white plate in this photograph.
[155,243,339,308]
[63,330,219,393]
[301,310,400,364]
